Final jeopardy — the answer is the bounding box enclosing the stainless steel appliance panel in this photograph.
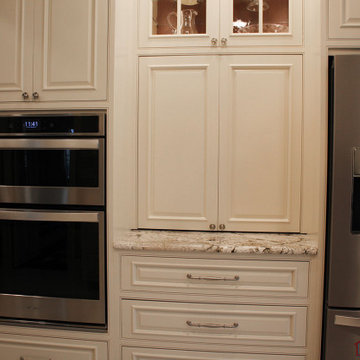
[325,309,360,359]
[0,209,106,325]
[327,55,360,308]
[0,139,104,206]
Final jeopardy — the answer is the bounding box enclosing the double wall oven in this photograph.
[0,111,106,329]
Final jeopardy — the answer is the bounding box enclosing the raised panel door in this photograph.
[329,0,360,39]
[33,0,108,101]
[138,56,219,230]
[218,55,302,232]
[0,0,33,102]
[0,335,107,360]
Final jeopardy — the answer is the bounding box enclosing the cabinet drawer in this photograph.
[121,300,307,347]
[0,335,107,360]
[121,256,309,299]
[123,347,306,360]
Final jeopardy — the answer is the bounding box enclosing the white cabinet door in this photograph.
[139,0,219,48]
[0,335,107,360]
[219,55,302,232]
[138,56,219,230]
[32,0,108,101]
[220,0,303,46]
[329,0,360,39]
[0,0,33,102]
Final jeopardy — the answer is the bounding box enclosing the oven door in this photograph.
[0,139,104,206]
[0,209,106,327]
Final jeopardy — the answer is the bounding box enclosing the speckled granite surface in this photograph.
[113,230,318,255]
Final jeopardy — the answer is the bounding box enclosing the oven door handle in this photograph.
[0,139,101,150]
[0,209,101,223]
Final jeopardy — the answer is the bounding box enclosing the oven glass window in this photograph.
[0,150,99,187]
[0,219,100,300]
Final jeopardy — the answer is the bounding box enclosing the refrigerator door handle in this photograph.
[334,315,360,328]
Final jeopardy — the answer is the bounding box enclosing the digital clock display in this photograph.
[24,120,40,129]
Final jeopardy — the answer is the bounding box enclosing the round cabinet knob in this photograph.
[221,38,228,46]
[219,224,226,230]
[209,224,216,230]
[32,92,39,100]
[22,92,29,100]
[211,38,218,46]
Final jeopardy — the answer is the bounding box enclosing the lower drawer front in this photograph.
[0,336,107,360]
[123,347,306,360]
[122,300,307,347]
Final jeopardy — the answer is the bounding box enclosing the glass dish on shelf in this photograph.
[233,23,289,33]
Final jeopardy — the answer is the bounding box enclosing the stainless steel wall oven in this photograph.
[0,111,106,330]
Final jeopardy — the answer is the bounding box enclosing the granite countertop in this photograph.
[114,230,318,255]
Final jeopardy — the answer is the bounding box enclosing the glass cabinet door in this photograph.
[139,0,219,47]
[221,0,302,46]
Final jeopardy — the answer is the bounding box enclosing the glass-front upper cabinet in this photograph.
[139,0,302,47]
[139,0,219,47]
[221,0,303,46]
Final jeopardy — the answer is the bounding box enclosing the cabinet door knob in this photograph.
[211,38,218,46]
[22,92,29,100]
[219,224,226,230]
[32,92,39,100]
[209,224,216,230]
[221,38,228,46]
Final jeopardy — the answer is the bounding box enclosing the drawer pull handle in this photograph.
[186,320,239,329]
[186,274,240,281]
[334,315,360,328]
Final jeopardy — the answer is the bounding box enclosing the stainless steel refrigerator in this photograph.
[324,55,360,359]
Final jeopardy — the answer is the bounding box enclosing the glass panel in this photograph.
[152,0,177,34]
[181,0,206,34]
[0,219,100,299]
[233,0,259,33]
[0,150,99,187]
[263,0,289,33]
[152,0,206,35]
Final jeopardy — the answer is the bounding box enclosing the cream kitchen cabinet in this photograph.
[0,0,108,103]
[138,0,302,48]
[0,334,107,360]
[119,252,310,358]
[329,0,360,39]
[123,347,306,360]
[138,54,302,232]
[122,300,307,347]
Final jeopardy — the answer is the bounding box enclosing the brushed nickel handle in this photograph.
[187,274,240,281]
[211,38,218,46]
[335,315,360,328]
[209,224,216,230]
[219,224,226,230]
[186,320,239,329]
[32,91,39,99]
[22,92,29,99]
[221,37,228,46]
